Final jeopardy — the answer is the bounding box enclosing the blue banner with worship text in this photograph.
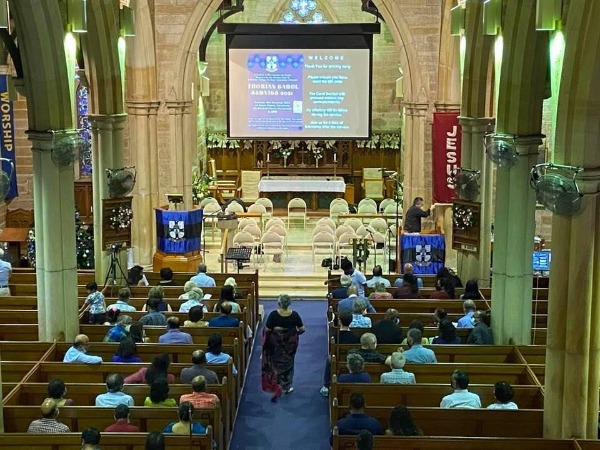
[400,234,446,275]
[0,75,17,199]
[155,209,203,254]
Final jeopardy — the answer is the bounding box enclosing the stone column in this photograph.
[401,101,429,210]
[457,117,495,286]
[89,114,128,283]
[491,135,541,344]
[28,130,79,342]
[165,101,194,208]
[126,101,160,266]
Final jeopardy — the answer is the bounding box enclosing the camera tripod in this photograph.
[104,246,129,289]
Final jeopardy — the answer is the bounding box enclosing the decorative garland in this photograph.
[108,205,133,231]
[453,203,475,230]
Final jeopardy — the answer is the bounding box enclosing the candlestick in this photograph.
[267,153,270,163]
[334,153,337,162]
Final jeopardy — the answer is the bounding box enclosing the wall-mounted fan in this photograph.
[530,163,583,216]
[452,168,480,201]
[52,136,89,168]
[0,158,14,200]
[107,167,137,199]
[485,134,518,167]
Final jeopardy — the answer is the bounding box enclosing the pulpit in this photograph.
[152,208,204,272]
[399,234,446,275]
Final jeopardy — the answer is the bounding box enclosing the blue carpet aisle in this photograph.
[229,299,330,449]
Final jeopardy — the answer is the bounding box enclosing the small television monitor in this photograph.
[532,250,551,272]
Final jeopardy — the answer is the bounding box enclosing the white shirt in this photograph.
[0,259,11,285]
[487,402,518,410]
[440,389,481,409]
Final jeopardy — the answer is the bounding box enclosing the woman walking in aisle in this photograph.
[262,294,306,402]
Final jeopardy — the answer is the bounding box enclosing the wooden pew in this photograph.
[330,344,524,365]
[0,432,214,450]
[1,362,38,382]
[331,359,541,385]
[0,297,37,310]
[329,380,545,409]
[3,405,224,449]
[10,270,95,285]
[331,433,574,450]
[7,379,233,441]
[0,341,52,360]
[331,401,544,438]
[361,312,547,329]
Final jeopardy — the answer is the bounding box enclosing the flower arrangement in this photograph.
[192,166,214,204]
[108,205,133,231]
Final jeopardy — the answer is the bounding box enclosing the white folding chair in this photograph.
[268,224,288,256]
[202,202,222,241]
[369,218,389,235]
[312,225,335,239]
[312,231,336,268]
[343,217,363,231]
[379,198,396,213]
[261,231,285,270]
[255,197,274,219]
[287,197,307,230]
[330,202,349,223]
[316,217,336,232]
[265,217,286,231]
[358,198,377,210]
[237,218,255,231]
[247,203,267,228]
[233,231,257,267]
[337,232,358,259]
[335,224,354,240]
[199,197,218,208]
[225,201,244,214]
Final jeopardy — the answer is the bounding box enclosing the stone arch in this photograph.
[9,0,73,130]
[85,2,124,115]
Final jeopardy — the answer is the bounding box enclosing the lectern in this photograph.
[153,208,204,272]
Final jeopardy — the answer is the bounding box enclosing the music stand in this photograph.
[226,247,252,273]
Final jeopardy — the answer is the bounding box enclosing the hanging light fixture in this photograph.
[536,0,562,31]
[483,0,502,36]
[450,4,466,36]
[66,0,87,33]
[0,1,9,30]
[120,0,136,37]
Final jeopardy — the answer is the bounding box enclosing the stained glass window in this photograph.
[279,0,329,24]
[76,82,92,177]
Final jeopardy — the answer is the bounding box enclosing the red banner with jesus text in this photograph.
[432,112,462,203]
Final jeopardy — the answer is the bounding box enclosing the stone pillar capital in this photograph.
[26,129,78,152]
[165,100,193,115]
[511,134,545,157]
[402,101,429,117]
[458,116,495,133]
[126,101,161,116]
[89,114,128,131]
[435,101,461,112]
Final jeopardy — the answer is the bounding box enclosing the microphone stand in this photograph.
[392,176,403,274]
[366,228,376,268]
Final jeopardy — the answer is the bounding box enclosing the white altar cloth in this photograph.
[258,176,346,193]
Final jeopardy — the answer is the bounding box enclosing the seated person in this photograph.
[142,286,173,312]
[208,302,240,328]
[129,323,148,344]
[337,285,376,315]
[104,404,139,432]
[146,432,165,450]
[178,280,198,300]
[429,308,448,327]
[331,393,384,444]
[402,328,437,363]
[392,274,420,299]
[144,378,178,407]
[372,308,403,344]
[386,405,423,436]
[112,337,142,363]
[107,288,136,312]
[432,319,462,345]
[430,277,454,299]
[81,427,101,450]
[179,375,220,408]
[95,373,134,407]
[440,369,481,409]
[461,279,484,300]
[380,352,415,384]
[128,265,149,286]
[224,277,241,298]
[357,430,374,450]
[124,353,175,384]
[393,263,424,288]
[163,402,207,435]
[368,282,393,300]
[159,316,193,344]
[138,297,168,327]
[331,274,352,299]
[45,379,74,407]
[349,298,372,328]
[338,353,371,383]
[189,263,216,287]
[183,305,209,328]
[180,350,219,384]
[401,321,432,345]
[103,314,133,343]
[206,333,238,376]
[27,399,70,433]
[348,333,391,365]
[466,310,494,344]
[179,288,207,313]
[158,267,177,286]
[213,285,241,313]
[487,381,518,409]
[63,334,102,364]
[366,265,391,288]
[336,311,361,344]
[457,299,477,328]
